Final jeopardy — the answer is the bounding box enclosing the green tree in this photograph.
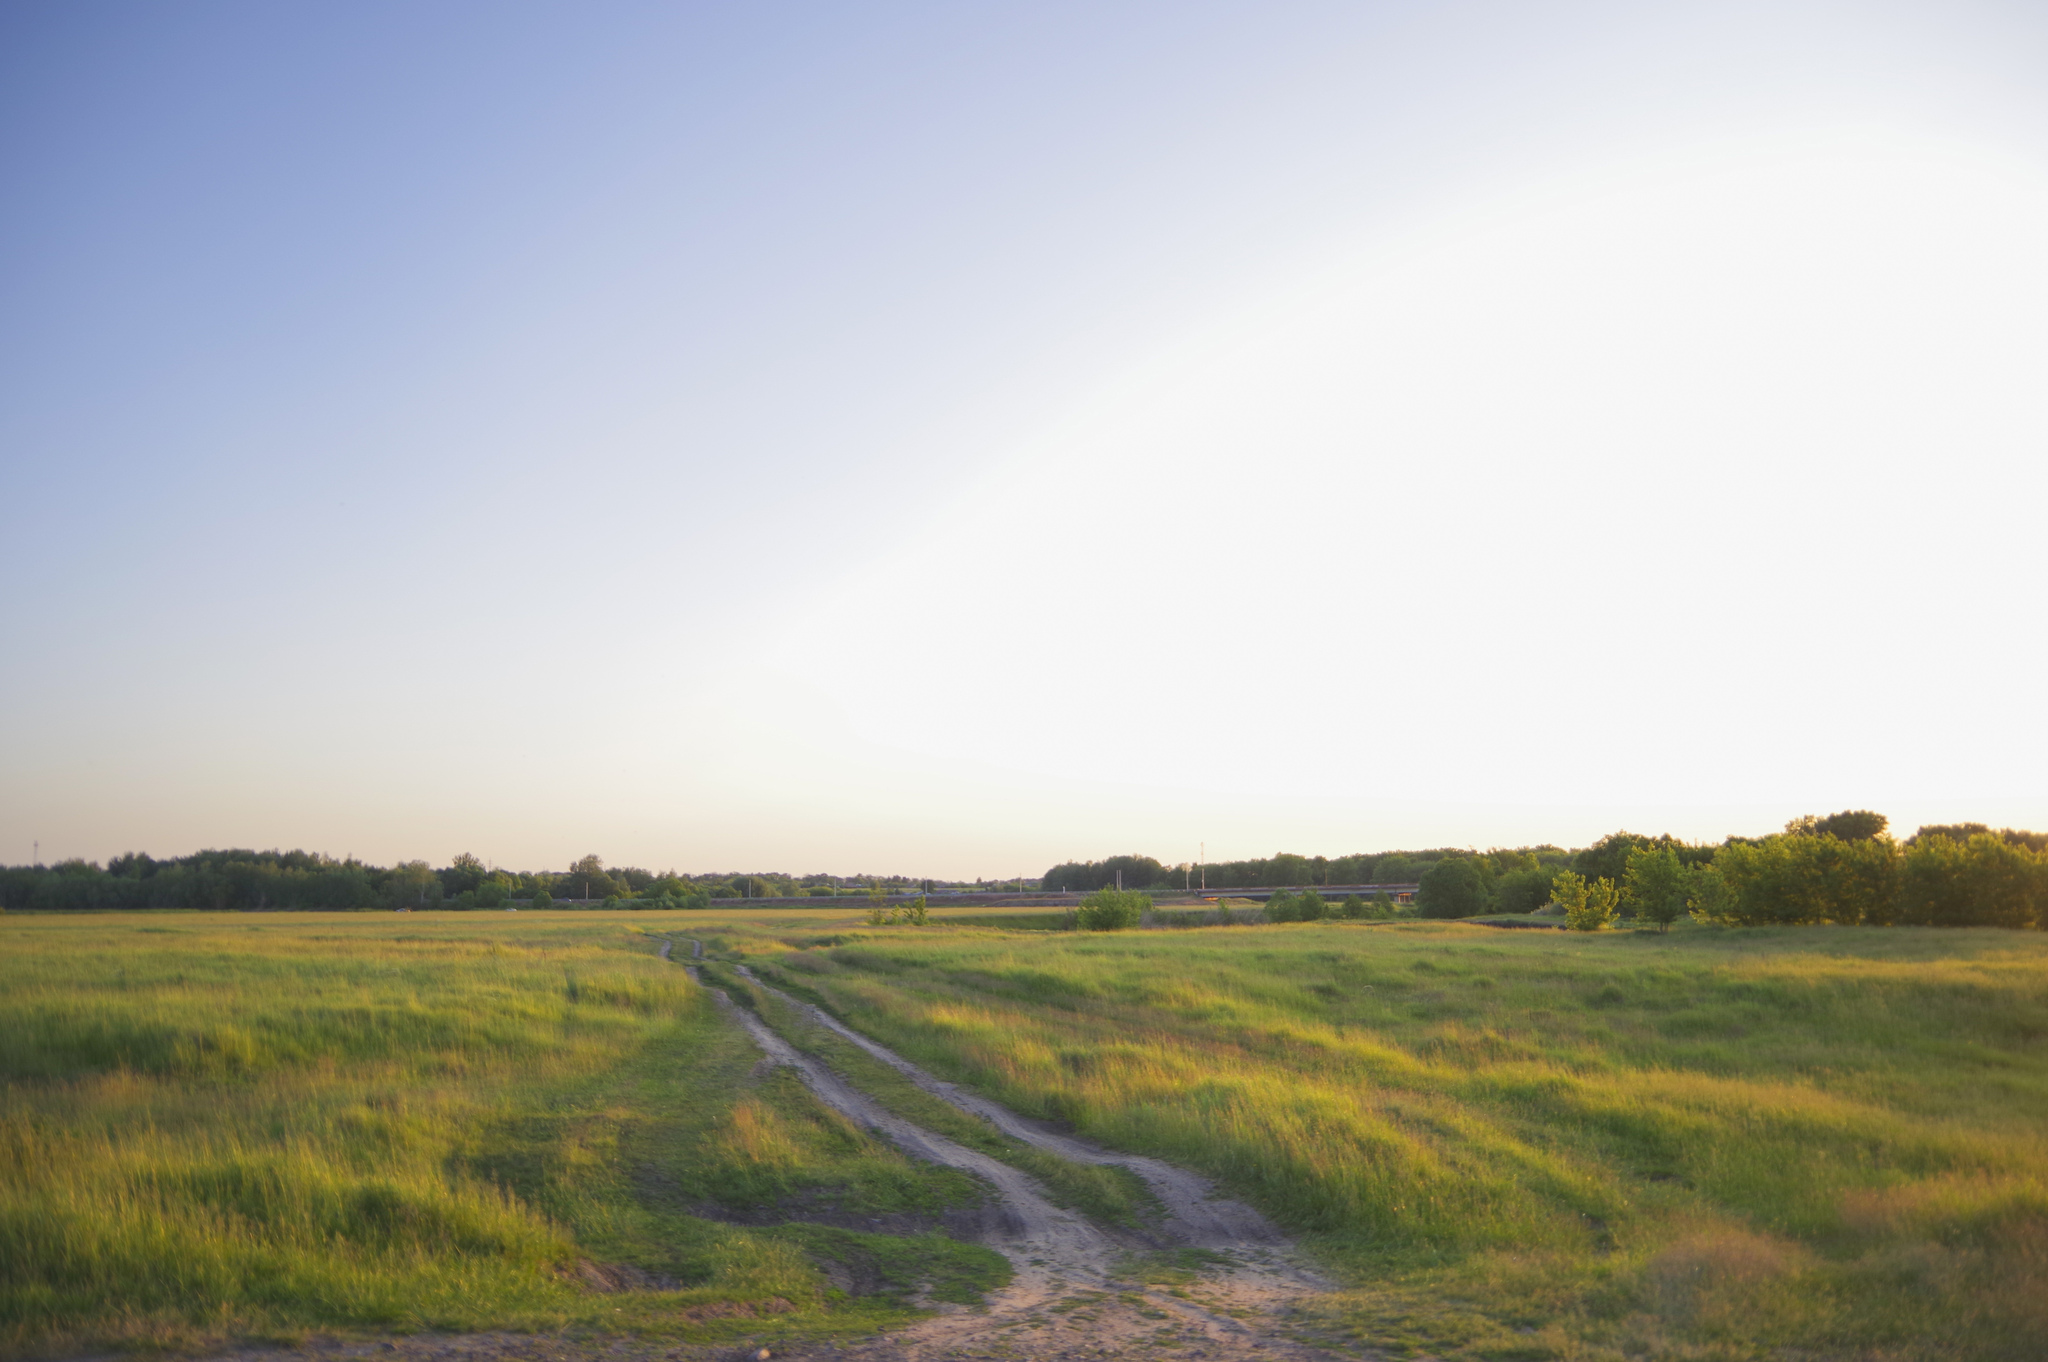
[1714,833,1898,926]
[1493,865,1556,915]
[1623,845,1688,931]
[1264,891,1298,923]
[1040,855,1168,892]
[1296,890,1328,922]
[1572,832,1651,887]
[1553,870,1618,931]
[1785,810,1889,841]
[1417,857,1488,918]
[383,860,441,910]
[442,852,487,895]
[1684,863,1732,923]
[1076,888,1147,931]
[566,854,610,901]
[1898,832,2044,929]
[1339,894,1367,920]
[529,883,552,909]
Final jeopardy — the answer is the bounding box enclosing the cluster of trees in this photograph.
[1040,855,1169,892]
[0,850,950,913]
[1048,813,2048,933]
[1042,847,1580,901]
[1535,815,2048,931]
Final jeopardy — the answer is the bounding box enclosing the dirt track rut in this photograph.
[662,940,1350,1361]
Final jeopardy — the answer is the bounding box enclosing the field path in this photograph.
[656,940,1348,1362]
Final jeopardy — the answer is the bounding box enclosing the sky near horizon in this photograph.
[5,2,2048,878]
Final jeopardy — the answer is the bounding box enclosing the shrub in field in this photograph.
[1296,891,1329,922]
[1553,869,1618,931]
[1264,891,1297,923]
[1898,833,2045,929]
[1418,856,1488,918]
[1624,845,1690,931]
[530,885,552,909]
[1339,894,1366,920]
[1075,888,1147,931]
[865,896,931,927]
[1372,889,1398,917]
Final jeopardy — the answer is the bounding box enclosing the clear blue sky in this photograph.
[6,2,2048,876]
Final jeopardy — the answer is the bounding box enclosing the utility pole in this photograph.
[1200,842,1206,892]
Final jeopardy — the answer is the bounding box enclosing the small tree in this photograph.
[1264,891,1298,923]
[1371,890,1398,918]
[1076,887,1147,931]
[530,884,553,910]
[1339,894,1367,920]
[1297,890,1329,922]
[1553,870,1617,931]
[1623,845,1688,931]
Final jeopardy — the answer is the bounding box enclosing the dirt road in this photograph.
[659,941,1352,1361]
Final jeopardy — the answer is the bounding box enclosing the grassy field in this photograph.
[735,918,2048,1361]
[0,911,1007,1358]
[9,907,2047,1362]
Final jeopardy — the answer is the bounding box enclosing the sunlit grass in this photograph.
[730,919,2048,1361]
[0,911,1003,1357]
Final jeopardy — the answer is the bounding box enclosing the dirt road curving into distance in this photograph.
[655,939,1349,1361]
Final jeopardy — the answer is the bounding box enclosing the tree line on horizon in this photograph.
[1046,812,2048,931]
[6,812,2046,927]
[0,851,951,914]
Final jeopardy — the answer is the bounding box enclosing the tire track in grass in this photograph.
[656,940,1347,1361]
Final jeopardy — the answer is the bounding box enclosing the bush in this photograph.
[1553,870,1618,931]
[1076,888,1147,931]
[529,886,552,909]
[1339,894,1367,920]
[1296,890,1329,922]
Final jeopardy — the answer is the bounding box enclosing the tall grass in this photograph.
[743,920,2048,1361]
[0,913,998,1357]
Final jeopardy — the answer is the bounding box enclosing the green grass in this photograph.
[0,912,1005,1358]
[715,956,1159,1230]
[14,905,2048,1362]
[717,918,2048,1361]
